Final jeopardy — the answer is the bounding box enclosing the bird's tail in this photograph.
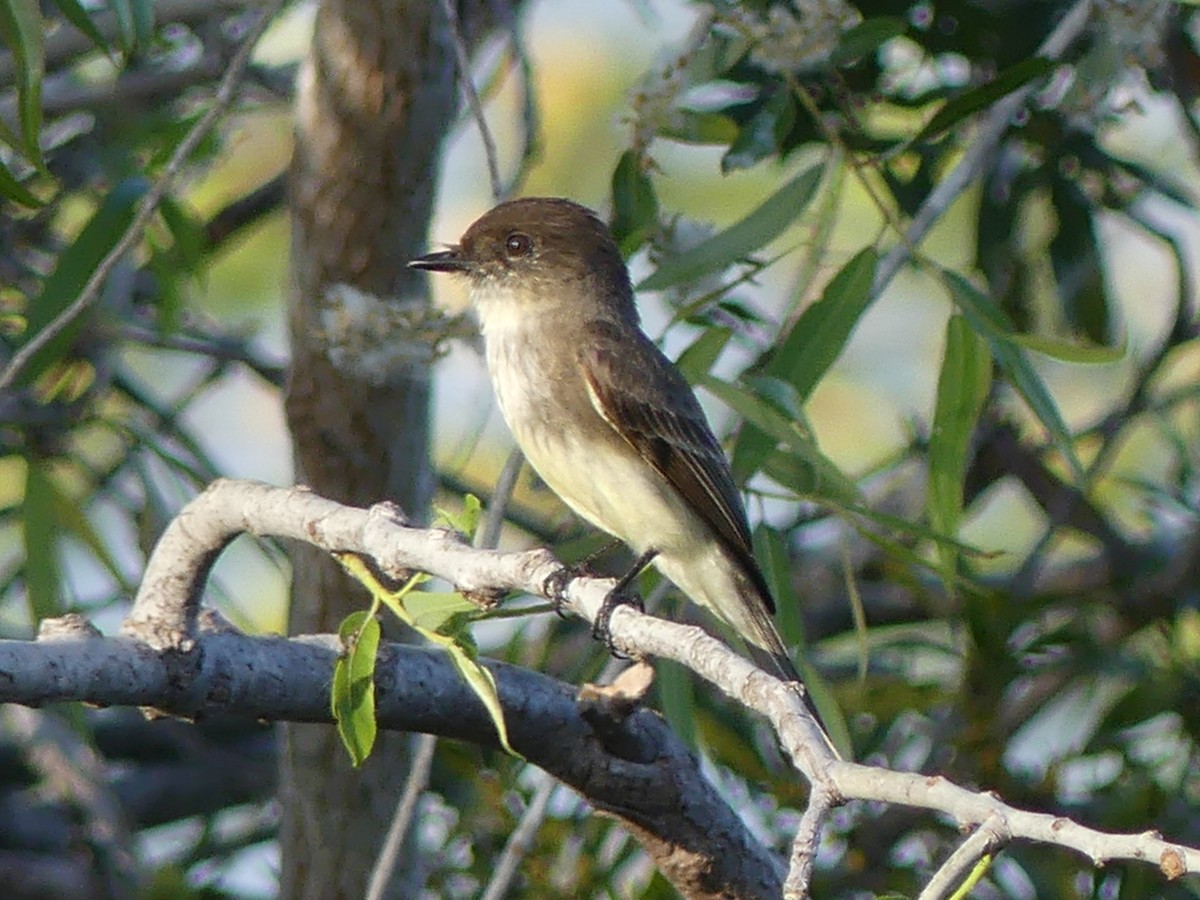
[726,568,834,739]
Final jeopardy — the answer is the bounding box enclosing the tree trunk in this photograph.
[281,1,466,895]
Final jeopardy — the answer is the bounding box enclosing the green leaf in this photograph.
[657,111,738,145]
[915,57,1056,144]
[702,375,862,503]
[830,16,907,66]
[840,501,989,558]
[1007,331,1126,364]
[0,156,41,207]
[129,0,153,46]
[22,460,62,622]
[656,660,698,750]
[942,270,1083,482]
[440,635,518,757]
[638,162,823,292]
[332,611,380,767]
[753,527,852,755]
[927,315,991,591]
[19,177,149,383]
[722,86,795,172]
[674,326,733,382]
[157,197,207,274]
[766,247,878,401]
[46,470,133,594]
[753,523,805,646]
[434,493,482,540]
[335,554,520,758]
[0,0,46,166]
[1049,175,1111,343]
[49,0,110,54]
[403,590,479,633]
[610,150,659,257]
[106,0,135,51]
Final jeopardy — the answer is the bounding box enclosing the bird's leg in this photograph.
[593,548,658,656]
[542,539,623,617]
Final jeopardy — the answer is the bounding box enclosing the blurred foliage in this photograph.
[1,0,1199,898]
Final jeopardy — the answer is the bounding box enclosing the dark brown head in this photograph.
[410,198,637,321]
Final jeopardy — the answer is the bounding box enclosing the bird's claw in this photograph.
[592,586,645,659]
[543,564,588,618]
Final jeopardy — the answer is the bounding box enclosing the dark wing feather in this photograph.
[579,319,775,614]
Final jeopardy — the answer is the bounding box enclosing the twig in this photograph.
[480,771,556,900]
[365,732,439,900]
[784,785,837,899]
[917,816,1009,900]
[116,323,286,387]
[439,0,504,201]
[0,0,287,392]
[477,447,526,550]
[488,0,540,197]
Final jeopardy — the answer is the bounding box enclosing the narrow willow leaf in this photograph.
[767,247,878,401]
[332,611,380,767]
[0,0,45,165]
[20,177,148,383]
[610,149,658,256]
[1008,331,1125,364]
[637,162,823,292]
[722,86,794,172]
[47,471,133,593]
[674,326,733,382]
[915,57,1055,144]
[106,0,136,51]
[438,635,519,757]
[49,0,109,53]
[656,661,698,750]
[0,156,41,207]
[928,315,992,591]
[129,0,153,46]
[942,270,1083,482]
[657,111,738,145]
[702,375,862,503]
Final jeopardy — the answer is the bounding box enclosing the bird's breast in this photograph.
[479,318,707,555]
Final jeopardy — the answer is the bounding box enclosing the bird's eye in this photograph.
[504,232,533,257]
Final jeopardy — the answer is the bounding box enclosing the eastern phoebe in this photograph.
[410,197,804,687]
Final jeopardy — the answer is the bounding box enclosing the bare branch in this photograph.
[918,816,1008,900]
[366,733,438,900]
[114,478,1200,890]
[439,0,504,201]
[784,785,836,898]
[480,771,556,900]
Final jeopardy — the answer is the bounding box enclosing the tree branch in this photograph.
[11,478,1200,894]
[1,628,785,899]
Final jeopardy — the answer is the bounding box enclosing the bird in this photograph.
[409,196,807,690]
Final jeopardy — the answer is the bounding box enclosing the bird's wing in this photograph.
[578,319,774,614]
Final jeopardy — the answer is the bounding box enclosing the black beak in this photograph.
[409,248,470,273]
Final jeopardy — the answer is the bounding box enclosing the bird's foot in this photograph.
[542,562,591,619]
[592,585,645,659]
